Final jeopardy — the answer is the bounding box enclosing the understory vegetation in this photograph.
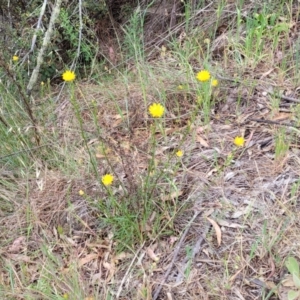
[1,0,300,299]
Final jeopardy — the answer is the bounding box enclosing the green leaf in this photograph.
[293,273,300,289]
[288,290,300,300]
[286,257,300,277]
[274,23,290,33]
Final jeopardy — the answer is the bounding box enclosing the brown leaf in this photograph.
[8,236,26,253]
[196,135,209,147]
[6,254,32,262]
[207,217,222,246]
[160,190,183,201]
[217,219,247,229]
[78,253,99,267]
[146,247,159,262]
[103,261,116,283]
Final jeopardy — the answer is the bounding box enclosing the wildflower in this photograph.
[176,150,183,157]
[177,85,184,90]
[211,79,218,87]
[234,136,245,147]
[79,190,85,196]
[12,55,19,62]
[102,174,114,186]
[196,70,211,82]
[63,294,69,299]
[148,103,165,118]
[41,81,45,86]
[204,38,210,44]
[62,70,76,82]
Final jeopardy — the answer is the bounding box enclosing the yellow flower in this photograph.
[102,174,114,186]
[176,150,183,157]
[196,70,211,82]
[41,81,45,86]
[211,79,218,87]
[177,85,184,90]
[12,55,19,62]
[63,294,69,299]
[79,190,85,196]
[62,70,76,82]
[148,103,165,118]
[234,136,245,147]
[204,38,210,44]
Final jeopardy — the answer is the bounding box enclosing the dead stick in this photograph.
[152,211,201,300]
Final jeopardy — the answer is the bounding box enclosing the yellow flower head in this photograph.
[177,85,184,90]
[211,79,218,87]
[176,150,183,157]
[234,136,245,147]
[12,55,19,62]
[196,70,211,82]
[79,190,85,196]
[148,103,165,118]
[62,70,76,82]
[204,38,210,45]
[102,174,114,186]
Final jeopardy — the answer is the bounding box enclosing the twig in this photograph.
[0,57,40,145]
[175,223,210,284]
[273,93,300,104]
[71,0,83,69]
[0,143,51,160]
[27,0,62,95]
[21,0,48,65]
[248,118,300,129]
[216,74,300,104]
[116,242,145,299]
[152,210,201,300]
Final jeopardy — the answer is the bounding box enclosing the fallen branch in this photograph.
[21,0,48,65]
[27,0,62,95]
[152,210,201,300]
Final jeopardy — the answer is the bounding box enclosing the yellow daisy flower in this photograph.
[176,150,183,157]
[79,190,85,196]
[211,79,218,87]
[234,136,245,147]
[12,55,19,62]
[102,174,114,186]
[62,70,76,82]
[148,103,165,118]
[196,70,211,82]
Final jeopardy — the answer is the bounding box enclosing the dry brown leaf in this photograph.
[7,254,32,263]
[207,217,222,247]
[196,135,209,147]
[160,190,183,201]
[272,112,292,121]
[8,236,26,253]
[217,219,247,229]
[169,236,178,246]
[103,261,116,282]
[146,247,159,262]
[113,252,130,264]
[78,253,99,267]
[281,275,295,287]
[231,207,253,219]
